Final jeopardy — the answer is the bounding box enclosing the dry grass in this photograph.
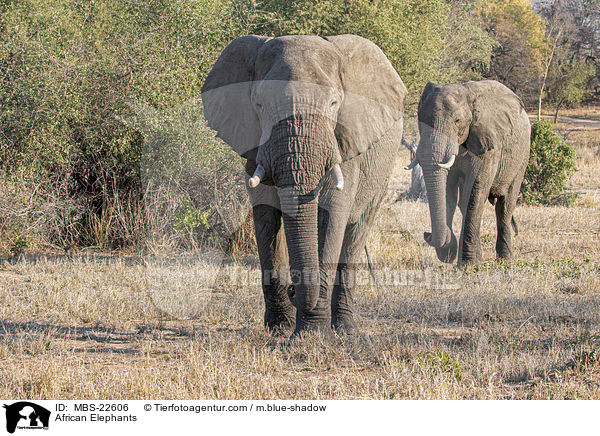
[543,105,600,121]
[1,119,600,400]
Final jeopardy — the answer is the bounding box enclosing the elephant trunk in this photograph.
[257,114,339,195]
[279,188,320,312]
[419,123,459,263]
[422,165,450,246]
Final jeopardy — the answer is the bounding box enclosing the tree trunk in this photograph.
[554,103,562,123]
[538,27,563,121]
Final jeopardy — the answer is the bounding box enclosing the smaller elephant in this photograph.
[407,80,530,267]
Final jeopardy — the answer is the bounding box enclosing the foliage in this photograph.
[547,60,596,120]
[521,120,577,206]
[0,0,250,250]
[255,0,494,99]
[174,201,212,234]
[418,351,462,380]
[120,97,249,251]
[536,0,600,61]
[535,0,600,111]
[478,0,550,102]
[442,0,497,81]
[9,234,30,257]
[173,200,214,248]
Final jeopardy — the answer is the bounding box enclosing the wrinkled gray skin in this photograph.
[414,80,530,268]
[202,35,406,334]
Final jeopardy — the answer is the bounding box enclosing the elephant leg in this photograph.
[495,181,520,260]
[457,168,476,264]
[248,180,296,333]
[292,204,347,333]
[459,157,495,268]
[331,191,383,333]
[253,204,295,332]
[494,196,513,260]
[331,257,361,334]
[457,177,466,263]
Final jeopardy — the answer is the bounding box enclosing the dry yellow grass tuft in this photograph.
[1,120,599,400]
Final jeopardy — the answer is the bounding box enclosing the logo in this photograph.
[3,402,50,434]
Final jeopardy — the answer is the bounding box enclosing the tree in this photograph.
[536,18,563,120]
[547,60,595,121]
[536,0,600,106]
[254,0,494,99]
[536,0,600,59]
[478,0,549,102]
[438,0,497,82]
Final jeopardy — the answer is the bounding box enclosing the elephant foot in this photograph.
[459,239,484,269]
[332,313,358,335]
[458,255,479,269]
[496,252,513,264]
[292,310,331,336]
[496,245,513,261]
[264,286,296,334]
[264,306,296,334]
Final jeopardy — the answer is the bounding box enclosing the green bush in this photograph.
[521,120,577,206]
[9,234,30,258]
[0,0,247,251]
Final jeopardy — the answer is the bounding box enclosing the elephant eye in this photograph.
[256,103,263,110]
[331,100,338,107]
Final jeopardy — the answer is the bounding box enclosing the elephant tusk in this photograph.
[332,164,344,190]
[404,155,419,170]
[437,155,455,169]
[248,164,265,188]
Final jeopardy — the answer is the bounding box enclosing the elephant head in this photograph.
[202,35,405,312]
[413,80,521,263]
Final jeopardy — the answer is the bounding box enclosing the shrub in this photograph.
[9,234,30,258]
[417,351,462,381]
[521,120,577,206]
[0,0,247,252]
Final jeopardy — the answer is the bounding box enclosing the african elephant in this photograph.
[202,35,406,334]
[406,80,530,268]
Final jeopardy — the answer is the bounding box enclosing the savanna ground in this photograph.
[1,112,599,400]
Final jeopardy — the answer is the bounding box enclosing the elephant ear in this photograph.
[201,35,271,158]
[466,81,520,156]
[325,35,407,159]
[419,82,437,110]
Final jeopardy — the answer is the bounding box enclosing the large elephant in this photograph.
[407,80,530,268]
[202,35,406,334]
